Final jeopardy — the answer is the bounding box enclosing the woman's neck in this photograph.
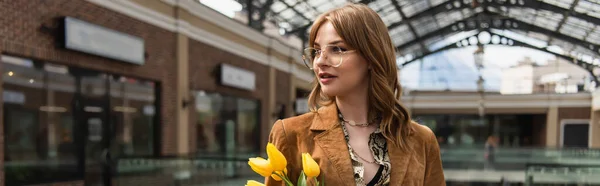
[336,89,369,124]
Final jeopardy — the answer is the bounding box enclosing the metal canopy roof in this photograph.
[237,0,600,83]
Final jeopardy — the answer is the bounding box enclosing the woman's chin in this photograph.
[321,87,340,97]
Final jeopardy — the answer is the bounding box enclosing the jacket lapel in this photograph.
[388,131,414,186]
[310,104,355,185]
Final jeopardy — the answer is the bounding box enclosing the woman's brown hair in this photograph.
[307,3,413,150]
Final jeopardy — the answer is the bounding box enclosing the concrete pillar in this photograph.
[268,66,276,126]
[176,32,189,155]
[546,106,559,147]
[591,110,600,148]
[289,68,296,117]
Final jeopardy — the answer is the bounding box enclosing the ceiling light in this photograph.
[478,31,491,44]
[491,35,501,44]
[461,39,469,46]
[469,36,478,45]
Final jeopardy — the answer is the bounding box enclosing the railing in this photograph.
[525,164,600,185]
[113,156,261,186]
[110,147,600,185]
[441,146,600,184]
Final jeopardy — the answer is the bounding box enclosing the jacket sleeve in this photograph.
[265,119,298,186]
[424,130,446,186]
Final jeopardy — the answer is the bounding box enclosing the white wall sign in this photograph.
[88,118,103,142]
[295,98,309,114]
[63,17,145,65]
[195,92,212,112]
[3,90,25,104]
[220,64,256,91]
[143,105,155,116]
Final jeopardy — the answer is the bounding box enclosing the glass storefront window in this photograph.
[414,114,541,148]
[110,76,156,156]
[194,91,260,157]
[2,55,79,184]
[2,55,159,185]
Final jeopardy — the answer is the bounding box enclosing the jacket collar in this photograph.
[310,103,414,185]
[309,104,339,131]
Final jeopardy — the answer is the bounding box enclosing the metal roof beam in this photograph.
[396,12,600,56]
[399,31,599,86]
[390,0,428,52]
[395,12,480,53]
[547,0,579,45]
[492,0,600,25]
[387,0,600,31]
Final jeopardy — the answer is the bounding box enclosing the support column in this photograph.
[176,33,189,155]
[0,46,5,186]
[591,110,600,148]
[268,66,276,127]
[289,69,295,117]
[546,106,559,147]
[592,90,600,148]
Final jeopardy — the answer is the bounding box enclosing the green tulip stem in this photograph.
[274,172,294,186]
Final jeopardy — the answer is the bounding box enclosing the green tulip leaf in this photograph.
[298,171,307,186]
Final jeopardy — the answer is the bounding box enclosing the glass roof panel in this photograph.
[435,10,466,28]
[559,24,587,40]
[272,1,287,12]
[563,16,595,32]
[283,0,295,5]
[382,5,402,26]
[368,0,391,13]
[390,24,415,46]
[526,32,550,42]
[574,0,600,19]
[586,27,600,45]
[401,0,431,17]
[429,0,449,7]
[550,38,576,52]
[279,9,296,20]
[533,14,562,31]
[413,16,438,36]
[543,0,575,9]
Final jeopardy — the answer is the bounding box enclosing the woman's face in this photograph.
[312,21,370,97]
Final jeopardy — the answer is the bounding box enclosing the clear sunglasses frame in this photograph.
[302,45,356,70]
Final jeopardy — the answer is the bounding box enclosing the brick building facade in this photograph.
[0,0,310,185]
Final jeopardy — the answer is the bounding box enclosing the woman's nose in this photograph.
[313,53,329,68]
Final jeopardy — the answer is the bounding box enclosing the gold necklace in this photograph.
[342,120,371,127]
[352,149,378,164]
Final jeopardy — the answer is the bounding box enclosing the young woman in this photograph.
[266,3,445,186]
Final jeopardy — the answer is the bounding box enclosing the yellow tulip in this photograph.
[266,143,287,171]
[246,180,265,186]
[302,153,320,178]
[248,157,273,177]
[271,167,288,181]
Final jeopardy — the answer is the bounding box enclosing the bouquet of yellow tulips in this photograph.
[246,143,324,186]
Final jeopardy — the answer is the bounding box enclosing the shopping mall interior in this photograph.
[1,0,600,185]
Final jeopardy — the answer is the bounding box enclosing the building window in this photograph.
[194,91,260,157]
[3,55,79,184]
[2,55,159,185]
[109,75,156,156]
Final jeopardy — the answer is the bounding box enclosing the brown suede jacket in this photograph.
[265,104,446,186]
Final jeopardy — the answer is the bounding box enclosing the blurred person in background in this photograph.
[484,135,498,170]
[266,3,445,186]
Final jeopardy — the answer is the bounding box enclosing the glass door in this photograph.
[74,71,114,186]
